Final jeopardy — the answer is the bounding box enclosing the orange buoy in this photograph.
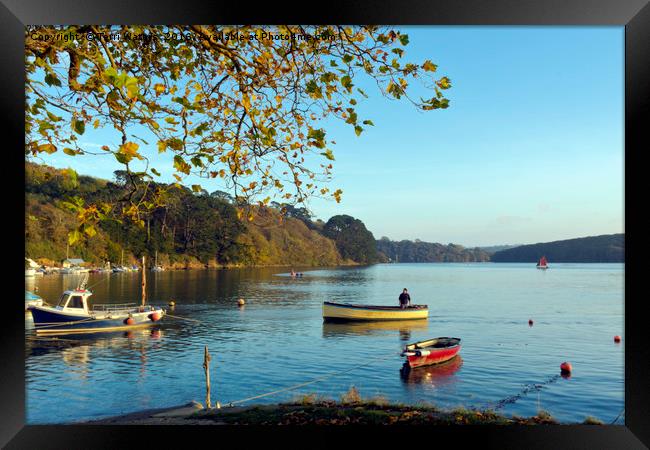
[237,298,245,306]
[124,317,135,326]
[149,312,161,322]
[614,335,621,343]
[560,362,572,374]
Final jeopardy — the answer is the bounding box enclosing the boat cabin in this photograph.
[56,289,92,314]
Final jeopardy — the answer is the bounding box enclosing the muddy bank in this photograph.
[82,400,591,426]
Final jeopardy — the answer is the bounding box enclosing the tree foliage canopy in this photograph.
[26,25,451,240]
[323,214,379,264]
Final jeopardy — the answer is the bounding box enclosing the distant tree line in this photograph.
[376,237,491,262]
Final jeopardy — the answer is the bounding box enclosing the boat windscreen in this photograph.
[68,295,84,308]
[57,293,70,307]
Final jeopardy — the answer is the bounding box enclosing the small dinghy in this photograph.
[401,337,461,369]
[323,301,428,322]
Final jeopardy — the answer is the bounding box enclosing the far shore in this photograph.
[28,261,362,271]
[78,399,605,426]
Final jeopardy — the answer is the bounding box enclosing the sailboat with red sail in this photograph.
[536,255,548,269]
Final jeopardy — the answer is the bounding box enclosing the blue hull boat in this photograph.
[31,303,164,335]
[31,285,165,335]
[32,260,165,335]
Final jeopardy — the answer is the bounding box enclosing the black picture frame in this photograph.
[3,0,648,448]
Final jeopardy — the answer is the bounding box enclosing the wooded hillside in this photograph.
[490,234,624,263]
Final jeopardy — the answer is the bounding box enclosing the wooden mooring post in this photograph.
[141,256,146,307]
[203,346,212,409]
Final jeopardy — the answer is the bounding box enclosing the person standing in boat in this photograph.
[399,288,411,309]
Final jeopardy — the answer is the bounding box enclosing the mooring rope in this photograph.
[224,351,402,407]
[610,408,624,424]
[479,374,561,411]
[86,275,111,290]
[32,317,97,330]
[163,313,204,324]
[26,335,82,343]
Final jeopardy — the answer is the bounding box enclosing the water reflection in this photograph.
[25,327,163,359]
[322,320,428,341]
[400,355,463,386]
[61,345,91,380]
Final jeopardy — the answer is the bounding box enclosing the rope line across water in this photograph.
[479,374,561,411]
[163,313,204,324]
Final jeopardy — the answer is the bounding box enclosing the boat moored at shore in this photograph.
[30,264,164,335]
[30,290,165,335]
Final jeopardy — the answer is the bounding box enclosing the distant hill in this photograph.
[490,234,624,263]
[479,244,522,254]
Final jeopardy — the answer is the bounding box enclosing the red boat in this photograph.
[536,256,549,269]
[401,337,461,369]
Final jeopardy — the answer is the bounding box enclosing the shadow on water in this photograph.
[400,355,463,386]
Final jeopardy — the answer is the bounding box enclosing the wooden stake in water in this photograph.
[203,346,212,409]
[141,256,146,307]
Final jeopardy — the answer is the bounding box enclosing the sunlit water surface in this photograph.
[25,263,624,424]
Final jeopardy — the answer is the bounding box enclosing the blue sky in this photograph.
[33,26,624,247]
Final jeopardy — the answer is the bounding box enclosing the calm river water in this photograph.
[25,263,624,424]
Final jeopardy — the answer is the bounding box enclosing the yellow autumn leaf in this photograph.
[422,60,437,72]
[119,142,143,159]
[37,143,57,154]
[241,95,251,110]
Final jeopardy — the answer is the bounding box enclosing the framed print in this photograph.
[3,0,649,448]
